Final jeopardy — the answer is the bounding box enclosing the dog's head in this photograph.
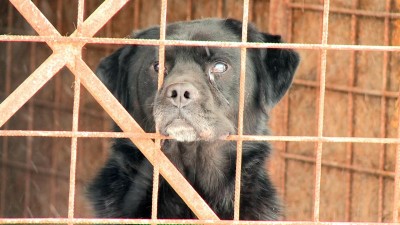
[96,19,299,142]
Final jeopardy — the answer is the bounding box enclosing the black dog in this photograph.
[88,18,299,220]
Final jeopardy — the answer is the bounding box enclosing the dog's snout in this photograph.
[165,83,198,107]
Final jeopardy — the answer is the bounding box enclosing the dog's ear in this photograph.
[223,19,299,109]
[96,46,136,108]
[259,34,300,108]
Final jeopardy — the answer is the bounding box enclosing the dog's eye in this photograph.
[153,62,161,72]
[210,62,228,74]
[153,61,168,74]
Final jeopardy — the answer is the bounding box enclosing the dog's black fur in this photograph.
[88,18,299,220]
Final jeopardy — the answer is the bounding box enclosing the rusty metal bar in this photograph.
[0,53,67,128]
[24,0,41,216]
[2,149,395,183]
[4,130,400,144]
[68,58,219,220]
[50,0,64,217]
[151,0,168,220]
[0,4,130,216]
[8,0,61,37]
[233,0,249,220]
[77,0,85,30]
[8,0,129,52]
[3,0,218,219]
[1,0,65,128]
[23,16,38,217]
[288,2,400,19]
[0,218,398,225]
[67,74,80,221]
[1,0,399,222]
[313,0,330,221]
[66,0,85,222]
[70,0,129,38]
[3,35,400,52]
[3,76,399,117]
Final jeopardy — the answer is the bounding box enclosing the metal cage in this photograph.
[0,0,399,224]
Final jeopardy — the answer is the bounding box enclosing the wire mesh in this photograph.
[0,0,399,224]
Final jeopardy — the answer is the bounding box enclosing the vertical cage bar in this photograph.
[233,0,249,220]
[50,0,63,217]
[345,0,358,221]
[68,75,80,222]
[23,15,37,217]
[313,0,330,222]
[0,3,14,217]
[67,0,85,222]
[151,0,168,220]
[378,0,391,222]
[24,0,39,216]
[77,0,85,32]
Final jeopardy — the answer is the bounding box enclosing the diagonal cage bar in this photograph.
[0,53,67,127]
[1,0,218,220]
[68,58,219,220]
[0,0,130,127]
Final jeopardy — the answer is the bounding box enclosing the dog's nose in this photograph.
[165,83,199,107]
